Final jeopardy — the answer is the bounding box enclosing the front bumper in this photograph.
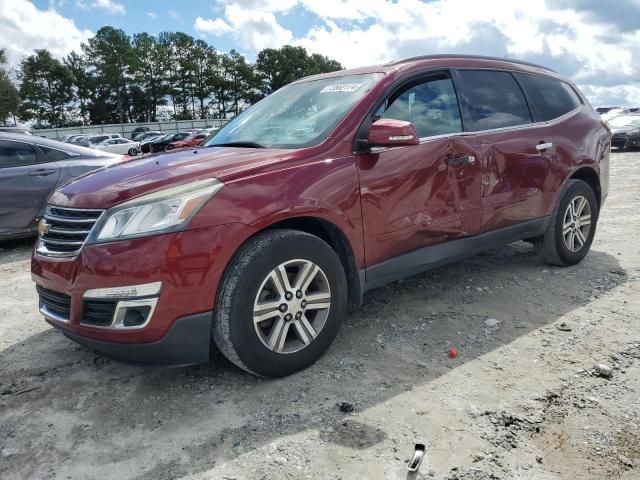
[48,311,213,366]
[32,222,256,365]
[611,133,640,149]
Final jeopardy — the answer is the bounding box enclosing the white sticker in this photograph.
[320,83,363,93]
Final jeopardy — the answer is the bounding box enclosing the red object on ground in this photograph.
[448,347,459,359]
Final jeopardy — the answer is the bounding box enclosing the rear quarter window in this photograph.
[456,70,532,131]
[515,73,582,122]
[39,146,72,161]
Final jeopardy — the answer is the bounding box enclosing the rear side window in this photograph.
[377,74,462,138]
[456,70,532,131]
[515,73,582,121]
[0,141,39,168]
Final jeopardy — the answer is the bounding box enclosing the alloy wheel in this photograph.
[253,259,331,354]
[562,195,592,252]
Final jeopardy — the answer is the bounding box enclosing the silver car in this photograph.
[0,133,125,240]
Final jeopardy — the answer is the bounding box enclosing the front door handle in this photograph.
[536,142,553,151]
[447,154,475,167]
[29,168,56,177]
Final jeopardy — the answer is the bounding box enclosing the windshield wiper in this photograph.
[208,141,265,149]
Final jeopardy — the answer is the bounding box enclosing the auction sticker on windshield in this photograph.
[320,83,363,93]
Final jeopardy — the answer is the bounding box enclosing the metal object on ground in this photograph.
[407,444,426,472]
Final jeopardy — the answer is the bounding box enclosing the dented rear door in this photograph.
[474,126,557,232]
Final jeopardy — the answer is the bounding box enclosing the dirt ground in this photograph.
[1,151,639,480]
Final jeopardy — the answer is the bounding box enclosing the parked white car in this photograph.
[93,138,140,156]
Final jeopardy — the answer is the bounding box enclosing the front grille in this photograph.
[82,299,118,327]
[37,285,71,320]
[37,206,103,257]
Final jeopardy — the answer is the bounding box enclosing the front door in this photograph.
[0,140,60,237]
[356,72,483,277]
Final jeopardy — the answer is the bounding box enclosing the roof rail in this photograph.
[385,54,556,72]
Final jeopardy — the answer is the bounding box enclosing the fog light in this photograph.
[123,306,152,327]
[111,298,158,329]
[82,282,161,329]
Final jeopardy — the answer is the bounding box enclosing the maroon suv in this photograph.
[32,55,610,377]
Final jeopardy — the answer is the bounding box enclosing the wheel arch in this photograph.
[258,216,364,310]
[569,166,602,209]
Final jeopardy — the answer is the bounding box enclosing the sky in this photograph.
[1,0,640,106]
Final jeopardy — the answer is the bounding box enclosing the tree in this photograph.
[10,30,344,126]
[0,48,19,125]
[64,51,93,125]
[83,26,134,124]
[0,78,19,126]
[18,49,72,127]
[212,50,259,118]
[308,53,343,76]
[131,33,167,121]
[255,45,343,96]
[191,40,216,118]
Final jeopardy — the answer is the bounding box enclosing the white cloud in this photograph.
[92,0,125,15]
[194,0,639,106]
[194,17,233,36]
[147,11,157,20]
[0,0,93,66]
[195,3,293,50]
[168,9,183,23]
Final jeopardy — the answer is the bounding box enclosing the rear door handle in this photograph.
[447,154,475,167]
[29,168,57,177]
[536,142,553,151]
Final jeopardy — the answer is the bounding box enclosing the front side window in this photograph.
[0,141,39,168]
[204,73,384,149]
[457,70,532,131]
[515,73,582,121]
[376,74,462,138]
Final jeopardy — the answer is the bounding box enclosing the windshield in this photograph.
[609,115,640,128]
[204,73,383,149]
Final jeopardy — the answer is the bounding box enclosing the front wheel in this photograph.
[212,229,347,377]
[127,148,137,156]
[535,179,598,266]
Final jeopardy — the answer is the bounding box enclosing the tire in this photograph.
[212,229,348,377]
[534,179,598,266]
[127,148,137,156]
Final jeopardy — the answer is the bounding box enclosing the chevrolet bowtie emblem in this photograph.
[38,219,50,236]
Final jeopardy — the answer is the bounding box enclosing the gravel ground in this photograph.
[0,151,638,480]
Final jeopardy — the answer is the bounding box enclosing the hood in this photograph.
[49,146,293,209]
[611,126,640,135]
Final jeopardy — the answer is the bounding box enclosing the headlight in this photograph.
[627,129,640,135]
[90,178,223,242]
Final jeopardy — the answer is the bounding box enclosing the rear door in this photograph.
[0,140,61,237]
[454,69,556,232]
[513,72,584,210]
[356,71,484,271]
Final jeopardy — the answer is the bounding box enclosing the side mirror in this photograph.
[368,118,420,147]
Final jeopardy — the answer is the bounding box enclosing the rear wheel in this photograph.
[535,179,598,266]
[212,229,347,377]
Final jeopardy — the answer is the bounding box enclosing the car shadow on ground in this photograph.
[0,242,629,479]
